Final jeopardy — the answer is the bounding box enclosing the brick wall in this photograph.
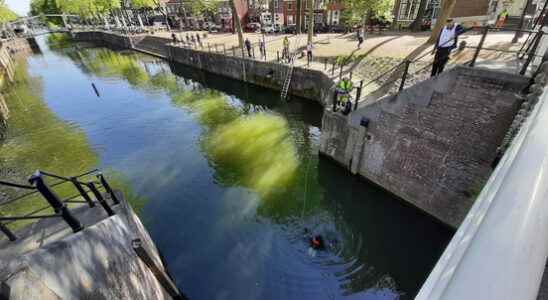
[451,0,489,18]
[320,66,529,227]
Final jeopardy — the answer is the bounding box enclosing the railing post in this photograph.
[252,47,255,58]
[399,60,411,92]
[354,80,364,111]
[0,222,16,241]
[349,71,353,80]
[71,177,95,208]
[208,43,211,52]
[232,47,236,56]
[339,64,343,79]
[332,60,335,75]
[324,58,327,70]
[277,51,280,62]
[87,182,115,216]
[521,30,544,75]
[97,174,120,204]
[215,44,218,53]
[29,172,83,233]
[223,44,226,55]
[470,26,489,67]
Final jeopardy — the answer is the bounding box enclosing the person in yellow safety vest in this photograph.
[335,78,354,114]
[283,37,290,61]
[337,77,353,103]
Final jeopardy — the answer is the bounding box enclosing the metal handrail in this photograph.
[352,25,541,109]
[0,169,118,241]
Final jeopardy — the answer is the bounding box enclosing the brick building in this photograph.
[394,0,490,27]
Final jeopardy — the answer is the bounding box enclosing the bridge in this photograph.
[3,14,80,37]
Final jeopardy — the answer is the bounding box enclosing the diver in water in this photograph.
[310,235,325,250]
[304,228,326,251]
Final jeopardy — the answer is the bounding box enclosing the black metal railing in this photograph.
[0,169,120,242]
[343,26,545,111]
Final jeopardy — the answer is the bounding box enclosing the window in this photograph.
[288,2,293,10]
[288,15,295,25]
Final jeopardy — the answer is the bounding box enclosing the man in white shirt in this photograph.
[431,18,463,77]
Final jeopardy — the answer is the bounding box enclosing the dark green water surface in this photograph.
[0,35,452,300]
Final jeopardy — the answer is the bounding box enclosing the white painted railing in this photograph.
[416,84,548,300]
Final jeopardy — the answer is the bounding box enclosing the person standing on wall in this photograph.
[431,19,464,77]
[357,28,364,49]
[245,38,252,57]
[282,36,290,62]
[306,42,313,64]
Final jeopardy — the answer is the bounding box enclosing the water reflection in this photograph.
[27,36,453,299]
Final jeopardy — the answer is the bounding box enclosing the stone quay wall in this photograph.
[320,66,529,227]
[72,31,334,105]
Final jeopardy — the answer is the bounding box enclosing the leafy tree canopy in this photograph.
[0,1,17,23]
[341,0,394,27]
[31,0,121,17]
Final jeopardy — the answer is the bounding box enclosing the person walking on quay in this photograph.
[171,32,177,44]
[306,42,313,64]
[282,36,290,61]
[245,38,252,57]
[496,8,509,29]
[259,39,266,59]
[431,18,463,77]
[196,33,202,47]
[357,29,364,49]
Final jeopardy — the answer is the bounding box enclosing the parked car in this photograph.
[261,24,275,33]
[284,25,297,34]
[329,25,346,33]
[246,22,261,32]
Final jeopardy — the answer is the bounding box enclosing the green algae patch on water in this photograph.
[206,113,299,197]
[189,94,240,129]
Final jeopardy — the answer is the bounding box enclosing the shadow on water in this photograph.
[10,34,455,300]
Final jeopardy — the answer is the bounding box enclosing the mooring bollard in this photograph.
[354,80,364,111]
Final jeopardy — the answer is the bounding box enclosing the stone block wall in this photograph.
[166,44,333,104]
[321,66,529,227]
[72,31,334,105]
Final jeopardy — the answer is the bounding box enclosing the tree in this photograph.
[307,0,314,43]
[341,0,394,32]
[296,0,301,33]
[409,0,427,31]
[0,2,17,24]
[428,0,456,43]
[229,0,244,50]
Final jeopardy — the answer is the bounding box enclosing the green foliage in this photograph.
[31,0,121,17]
[190,0,222,18]
[341,0,395,27]
[0,2,17,24]
[130,0,156,9]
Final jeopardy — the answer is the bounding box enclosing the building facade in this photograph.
[394,0,490,27]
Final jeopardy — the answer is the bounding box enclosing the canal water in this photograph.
[1,35,452,299]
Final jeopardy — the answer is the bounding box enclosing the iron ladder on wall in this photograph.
[280,35,304,100]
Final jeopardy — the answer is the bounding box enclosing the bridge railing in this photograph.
[0,169,119,241]
[416,64,548,300]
